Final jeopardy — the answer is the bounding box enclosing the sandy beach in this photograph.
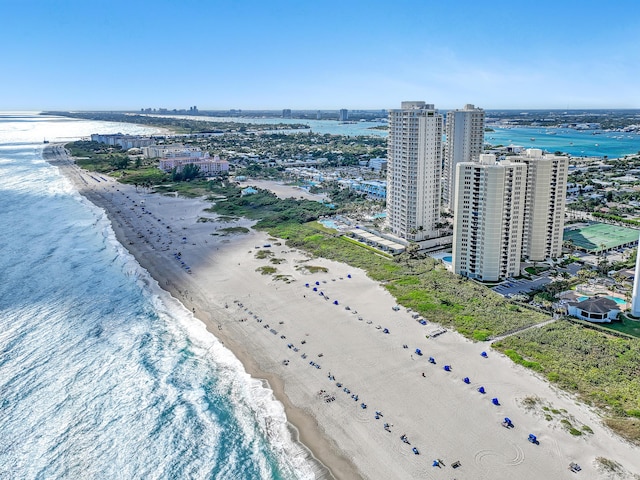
[46,144,640,479]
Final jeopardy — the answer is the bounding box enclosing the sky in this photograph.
[1,0,639,110]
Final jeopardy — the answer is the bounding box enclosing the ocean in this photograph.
[0,113,313,479]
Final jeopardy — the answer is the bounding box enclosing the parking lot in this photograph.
[492,274,552,297]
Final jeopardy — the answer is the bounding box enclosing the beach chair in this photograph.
[444,365,451,371]
[492,397,500,406]
[528,434,539,445]
[428,356,436,364]
[478,386,486,394]
[463,377,470,384]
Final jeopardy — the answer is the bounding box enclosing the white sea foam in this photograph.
[0,115,315,479]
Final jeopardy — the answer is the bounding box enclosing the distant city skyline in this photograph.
[2,0,639,110]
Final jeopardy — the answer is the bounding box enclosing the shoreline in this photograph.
[43,144,348,479]
[44,144,640,479]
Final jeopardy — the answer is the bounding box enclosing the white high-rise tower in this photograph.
[513,149,569,261]
[386,101,443,242]
[452,155,527,281]
[443,104,485,210]
[631,238,640,317]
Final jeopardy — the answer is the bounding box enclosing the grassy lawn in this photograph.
[601,316,640,338]
[525,265,550,275]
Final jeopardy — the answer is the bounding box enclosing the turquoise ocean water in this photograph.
[0,113,313,479]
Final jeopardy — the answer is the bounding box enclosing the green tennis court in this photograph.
[563,223,639,252]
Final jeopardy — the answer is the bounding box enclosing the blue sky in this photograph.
[2,0,638,110]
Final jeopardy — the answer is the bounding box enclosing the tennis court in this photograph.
[563,223,639,253]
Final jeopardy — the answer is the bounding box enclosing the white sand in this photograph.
[237,179,328,202]
[48,145,640,479]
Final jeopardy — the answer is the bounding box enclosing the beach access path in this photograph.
[47,144,640,480]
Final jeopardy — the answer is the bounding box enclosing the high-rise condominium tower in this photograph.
[513,149,569,261]
[452,155,527,281]
[443,104,485,210]
[386,101,443,242]
[452,149,569,281]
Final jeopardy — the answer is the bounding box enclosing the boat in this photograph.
[43,138,49,144]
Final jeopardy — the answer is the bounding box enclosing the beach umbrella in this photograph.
[492,398,500,406]
[463,377,470,384]
[347,274,352,278]
[444,365,451,372]
[478,386,485,394]
[432,460,439,467]
[481,351,488,358]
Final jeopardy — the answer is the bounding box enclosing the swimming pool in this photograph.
[319,219,339,230]
[577,295,626,305]
[443,255,452,263]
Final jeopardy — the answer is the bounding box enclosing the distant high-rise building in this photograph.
[443,104,485,210]
[282,109,292,119]
[316,110,322,120]
[386,101,443,242]
[339,109,348,121]
[513,149,569,261]
[452,155,527,281]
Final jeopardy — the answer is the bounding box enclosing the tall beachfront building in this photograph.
[631,234,640,317]
[443,104,485,210]
[452,155,527,281]
[513,149,569,261]
[452,149,569,281]
[386,101,443,242]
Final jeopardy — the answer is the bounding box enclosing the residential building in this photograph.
[632,236,640,317]
[443,104,485,210]
[513,149,569,261]
[386,101,443,241]
[90,133,154,150]
[339,109,349,121]
[142,144,205,159]
[338,179,386,200]
[452,155,527,281]
[159,154,229,176]
[567,297,620,323]
[282,109,292,118]
[368,157,387,172]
